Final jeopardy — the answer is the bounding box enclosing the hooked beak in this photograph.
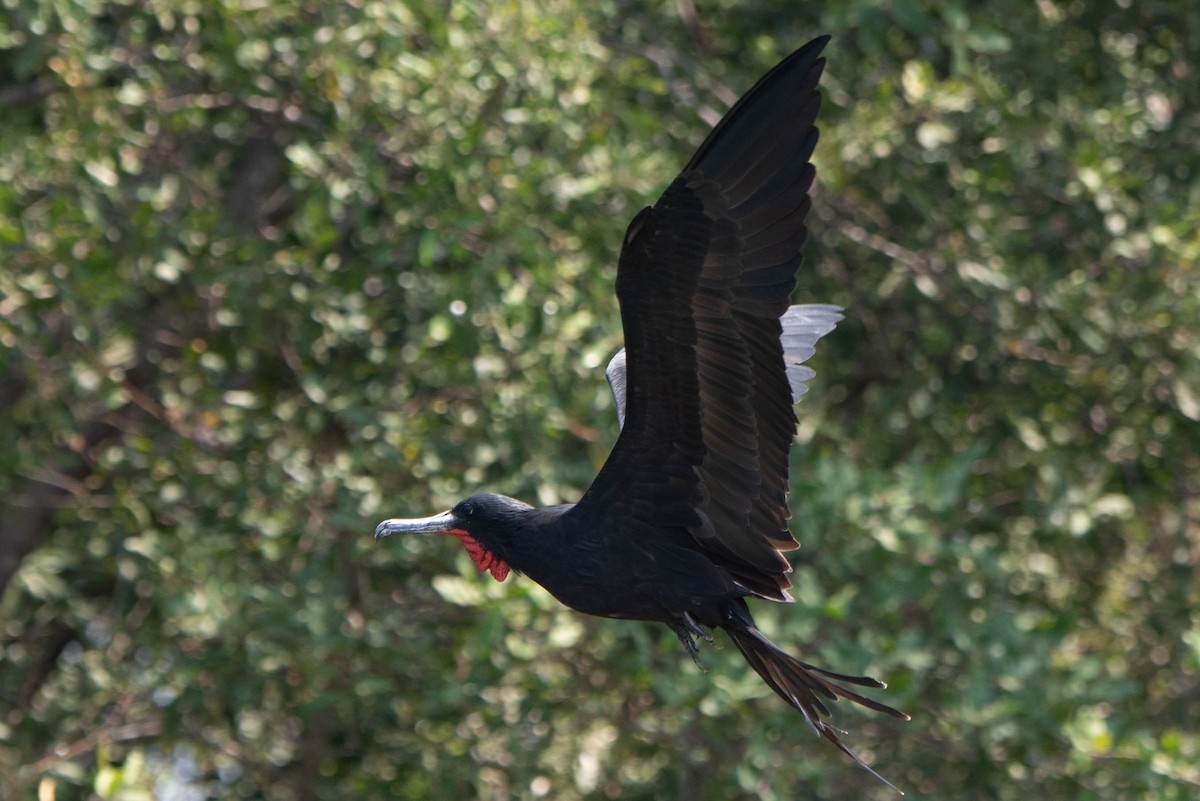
[374,510,457,541]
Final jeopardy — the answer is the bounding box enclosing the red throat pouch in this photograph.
[447,529,511,582]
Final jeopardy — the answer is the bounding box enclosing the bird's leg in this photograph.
[674,627,704,669]
[673,612,714,670]
[683,612,715,644]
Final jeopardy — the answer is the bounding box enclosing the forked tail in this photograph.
[726,623,910,792]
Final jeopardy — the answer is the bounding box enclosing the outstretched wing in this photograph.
[571,37,830,600]
[605,303,842,431]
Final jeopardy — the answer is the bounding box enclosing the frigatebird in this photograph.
[376,35,908,787]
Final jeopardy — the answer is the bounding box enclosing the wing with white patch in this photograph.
[606,303,841,432]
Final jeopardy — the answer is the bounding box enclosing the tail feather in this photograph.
[727,624,909,793]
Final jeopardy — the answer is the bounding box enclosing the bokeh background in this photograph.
[2,1,1198,799]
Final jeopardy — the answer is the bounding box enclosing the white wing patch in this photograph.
[780,303,842,402]
[605,348,630,431]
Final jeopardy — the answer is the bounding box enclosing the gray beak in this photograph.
[374,510,457,541]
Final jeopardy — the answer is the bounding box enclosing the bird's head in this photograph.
[374,493,535,582]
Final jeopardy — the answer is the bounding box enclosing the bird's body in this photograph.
[495,501,742,624]
[376,35,907,788]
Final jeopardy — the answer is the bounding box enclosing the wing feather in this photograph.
[579,37,832,599]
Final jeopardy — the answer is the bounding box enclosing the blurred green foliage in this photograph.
[2,0,1198,799]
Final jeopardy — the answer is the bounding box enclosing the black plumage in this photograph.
[376,36,908,788]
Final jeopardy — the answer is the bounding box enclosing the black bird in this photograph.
[376,36,908,787]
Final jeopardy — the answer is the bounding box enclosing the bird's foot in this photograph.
[683,612,715,644]
[674,613,714,670]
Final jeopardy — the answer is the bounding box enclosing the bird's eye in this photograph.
[460,503,474,517]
